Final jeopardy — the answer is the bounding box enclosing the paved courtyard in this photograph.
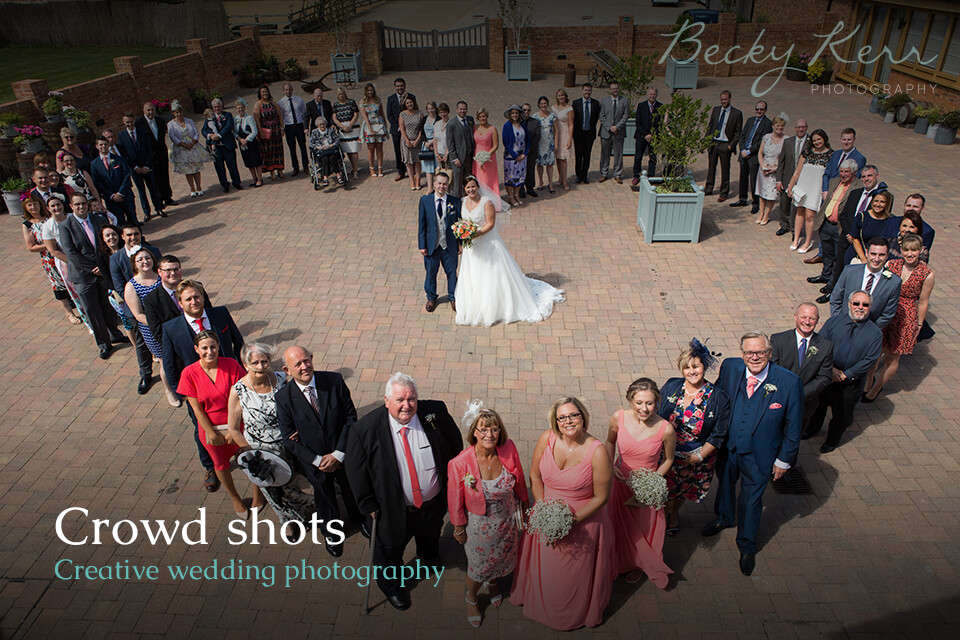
[0,68,958,639]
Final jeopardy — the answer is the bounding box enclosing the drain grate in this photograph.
[771,466,813,495]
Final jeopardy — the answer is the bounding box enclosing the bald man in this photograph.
[770,302,834,432]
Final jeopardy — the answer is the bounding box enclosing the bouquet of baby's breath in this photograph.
[474,150,492,167]
[525,498,574,546]
[625,468,668,510]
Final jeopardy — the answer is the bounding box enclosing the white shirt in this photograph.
[861,267,883,295]
[294,377,345,464]
[716,107,729,142]
[388,413,440,506]
[744,364,790,470]
[795,330,814,351]
[183,310,210,333]
[145,117,159,139]
[124,244,141,257]
[794,135,806,158]
[277,95,307,126]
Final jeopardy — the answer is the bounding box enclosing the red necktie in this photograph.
[194,318,205,332]
[747,376,758,398]
[398,427,423,508]
[103,157,110,170]
[131,129,136,142]
[865,272,875,294]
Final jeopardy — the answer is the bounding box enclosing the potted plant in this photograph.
[13,125,44,154]
[150,97,172,116]
[328,10,362,85]
[881,93,910,123]
[498,0,535,81]
[63,106,92,134]
[188,88,210,114]
[257,55,281,83]
[912,105,936,135]
[665,14,699,91]
[869,87,886,114]
[282,57,303,80]
[785,53,810,81]
[1,176,29,216]
[41,91,65,122]
[925,110,942,139]
[637,93,713,243]
[934,110,959,145]
[0,112,26,138]
[806,57,834,84]
[610,54,655,156]
[237,62,262,88]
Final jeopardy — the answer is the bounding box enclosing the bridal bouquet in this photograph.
[525,498,574,546]
[452,218,480,247]
[474,150,492,167]
[625,468,668,510]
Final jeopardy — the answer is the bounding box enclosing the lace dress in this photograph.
[533,111,557,166]
[465,467,519,583]
[755,133,783,201]
[454,196,564,326]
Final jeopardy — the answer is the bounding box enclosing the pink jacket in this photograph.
[446,439,529,527]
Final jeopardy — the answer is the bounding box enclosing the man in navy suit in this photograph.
[117,112,165,220]
[807,290,882,452]
[572,83,601,184]
[730,100,773,213]
[702,331,804,575]
[136,101,177,208]
[276,345,365,556]
[821,128,866,200]
[829,238,901,330]
[386,78,415,181]
[631,87,663,185]
[29,167,73,210]
[201,98,243,193]
[417,172,460,313]
[161,280,244,493]
[59,193,128,359]
[89,135,136,225]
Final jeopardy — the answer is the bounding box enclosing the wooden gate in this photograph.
[380,21,489,71]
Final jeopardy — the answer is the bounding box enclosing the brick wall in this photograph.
[887,69,960,112]
[260,32,369,78]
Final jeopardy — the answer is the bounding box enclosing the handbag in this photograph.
[419,141,435,162]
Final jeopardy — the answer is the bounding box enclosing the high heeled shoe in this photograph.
[797,244,815,254]
[484,581,503,607]
[465,592,482,628]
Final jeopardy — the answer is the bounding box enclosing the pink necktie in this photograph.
[747,376,758,398]
[81,218,96,248]
[170,291,181,310]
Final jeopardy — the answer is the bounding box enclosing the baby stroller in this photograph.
[309,142,349,190]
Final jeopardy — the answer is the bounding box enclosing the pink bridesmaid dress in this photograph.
[510,434,614,630]
[608,410,673,588]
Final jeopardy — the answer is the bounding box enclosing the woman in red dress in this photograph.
[177,330,249,515]
[864,234,935,402]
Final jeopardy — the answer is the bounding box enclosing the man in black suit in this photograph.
[142,254,211,352]
[346,372,462,610]
[572,82,600,184]
[730,100,772,213]
[275,345,364,557]
[117,112,165,221]
[770,303,834,433]
[631,87,663,185]
[807,290,882,452]
[445,100,474,196]
[705,90,743,202]
[386,78,415,181]
[774,118,807,236]
[136,101,177,208]
[59,193,128,360]
[521,103,540,198]
[161,280,243,492]
[305,87,334,134]
[109,224,163,394]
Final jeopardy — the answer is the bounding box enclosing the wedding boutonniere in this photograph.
[463,473,477,490]
[446,203,455,215]
[881,269,893,279]
[424,413,437,430]
[763,383,777,397]
[807,345,819,357]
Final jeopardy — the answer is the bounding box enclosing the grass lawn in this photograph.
[0,45,186,104]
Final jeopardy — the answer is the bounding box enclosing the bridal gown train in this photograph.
[454,195,564,326]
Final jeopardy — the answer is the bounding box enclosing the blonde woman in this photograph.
[359,83,387,176]
[552,89,574,190]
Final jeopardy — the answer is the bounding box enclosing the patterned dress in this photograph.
[60,170,93,200]
[503,123,527,187]
[334,98,360,154]
[532,111,556,166]
[465,467,519,583]
[882,259,933,355]
[168,118,211,175]
[399,110,424,165]
[755,133,783,201]
[234,373,314,525]
[360,101,387,143]
[792,149,832,210]
[663,382,718,503]
[257,101,285,171]
[27,220,67,293]
[129,277,162,358]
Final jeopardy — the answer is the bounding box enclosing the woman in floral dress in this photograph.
[658,340,731,535]
[532,96,558,193]
[447,406,528,628]
[22,194,83,326]
[359,83,387,177]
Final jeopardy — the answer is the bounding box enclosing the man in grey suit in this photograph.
[597,81,629,184]
[730,101,773,213]
[446,100,475,196]
[705,90,743,201]
[807,290,882,452]
[770,302,834,432]
[774,118,807,236]
[829,237,901,329]
[521,103,540,198]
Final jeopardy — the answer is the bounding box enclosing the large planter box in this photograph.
[623,119,636,156]
[636,174,705,243]
[665,57,698,91]
[331,52,362,84]
[505,49,532,81]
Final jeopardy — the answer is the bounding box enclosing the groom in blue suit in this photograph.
[703,331,804,575]
[417,172,460,313]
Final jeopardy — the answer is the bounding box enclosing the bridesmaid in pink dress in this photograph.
[471,108,506,211]
[511,397,614,631]
[605,378,676,588]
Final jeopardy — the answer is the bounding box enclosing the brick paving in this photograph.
[0,70,958,639]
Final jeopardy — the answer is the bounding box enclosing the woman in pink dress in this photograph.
[511,397,614,631]
[605,378,676,588]
[471,108,506,211]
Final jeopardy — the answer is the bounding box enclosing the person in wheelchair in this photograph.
[309,116,344,187]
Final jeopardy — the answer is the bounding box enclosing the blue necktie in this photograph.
[436,199,446,250]
[798,338,807,367]
[746,117,761,149]
[716,108,727,140]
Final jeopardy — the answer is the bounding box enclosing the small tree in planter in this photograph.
[498,0,535,81]
[0,112,26,137]
[636,93,713,243]
[327,8,361,84]
[610,54,655,156]
[1,175,29,216]
[934,110,960,145]
[42,91,65,122]
[664,14,699,90]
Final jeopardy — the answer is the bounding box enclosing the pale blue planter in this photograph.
[636,173,705,243]
[505,49,532,81]
[623,119,636,156]
[665,57,698,91]
[331,52,362,84]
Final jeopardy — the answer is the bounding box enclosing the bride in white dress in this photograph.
[454,175,564,326]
